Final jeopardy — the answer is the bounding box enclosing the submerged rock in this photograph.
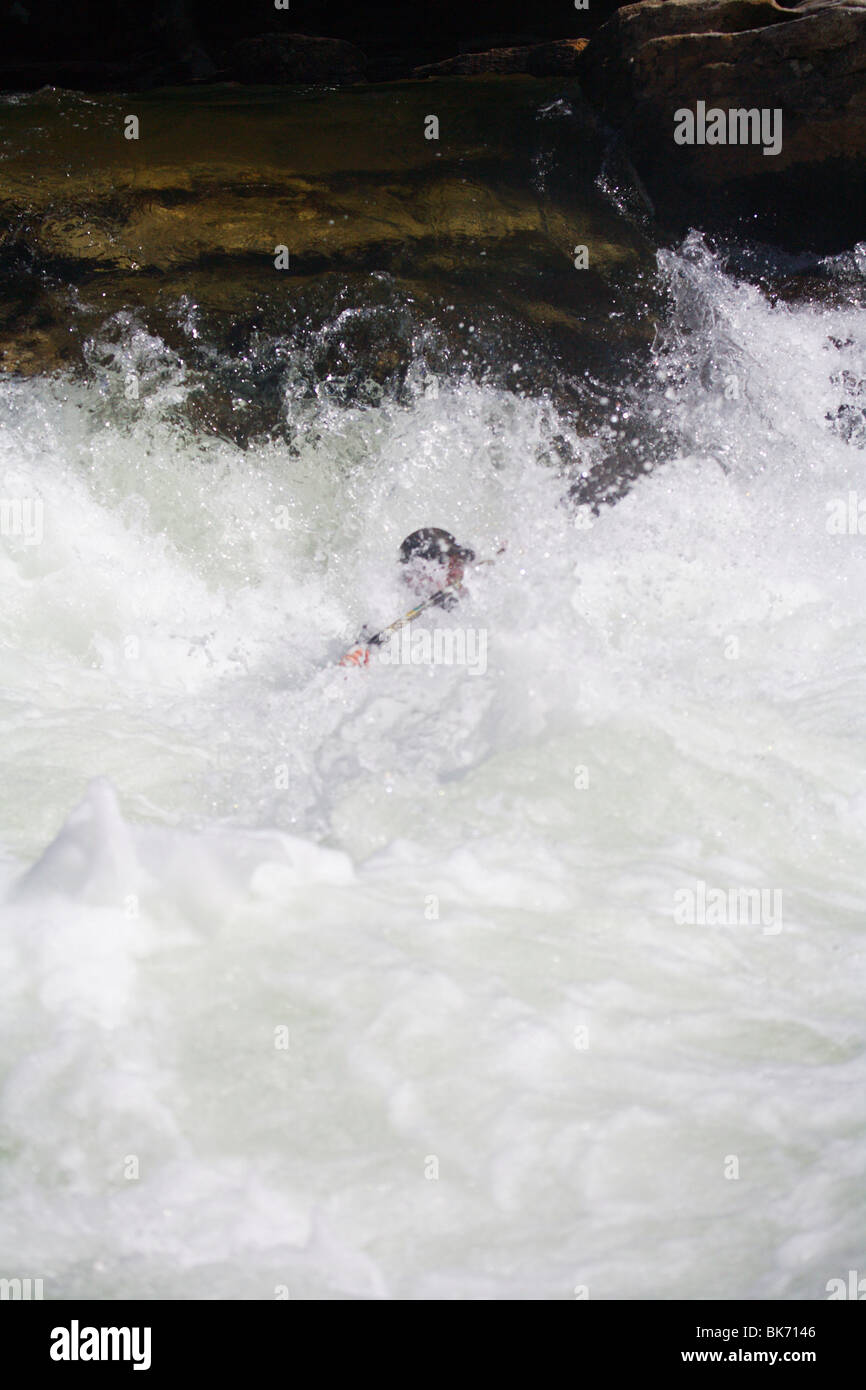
[0,77,667,506]
[579,0,866,251]
[0,324,79,375]
[0,79,648,323]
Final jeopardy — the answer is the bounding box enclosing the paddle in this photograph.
[339,547,505,667]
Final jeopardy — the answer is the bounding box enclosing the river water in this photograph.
[1,82,865,1300]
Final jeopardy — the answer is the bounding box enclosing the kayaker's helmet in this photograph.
[398,528,475,600]
[399,529,475,567]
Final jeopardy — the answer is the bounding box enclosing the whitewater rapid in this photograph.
[1,237,865,1298]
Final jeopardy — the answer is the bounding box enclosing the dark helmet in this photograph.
[399,528,475,566]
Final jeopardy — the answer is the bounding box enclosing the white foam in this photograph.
[1,239,865,1297]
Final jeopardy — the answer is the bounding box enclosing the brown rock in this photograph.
[579,0,866,249]
[413,38,588,78]
[0,326,80,376]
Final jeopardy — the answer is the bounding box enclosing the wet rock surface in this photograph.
[0,84,650,326]
[1,52,856,506]
[579,0,866,250]
[0,79,662,502]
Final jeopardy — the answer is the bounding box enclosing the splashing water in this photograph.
[1,236,865,1299]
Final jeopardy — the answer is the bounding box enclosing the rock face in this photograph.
[230,34,367,84]
[0,2,615,91]
[579,0,866,250]
[0,80,654,404]
[414,39,588,77]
